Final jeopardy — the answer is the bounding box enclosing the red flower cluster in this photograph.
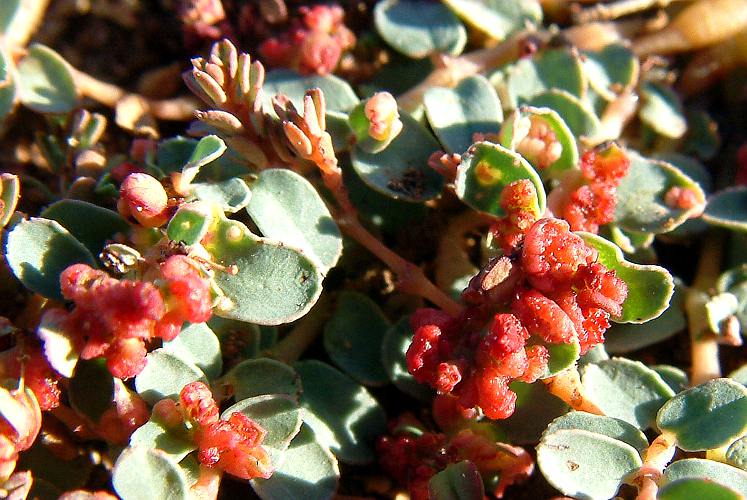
[56,256,211,379]
[0,343,61,411]
[258,4,355,75]
[377,413,533,499]
[407,216,627,420]
[157,381,272,480]
[563,143,630,233]
[490,179,540,253]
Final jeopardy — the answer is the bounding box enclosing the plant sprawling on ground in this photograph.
[1,0,747,498]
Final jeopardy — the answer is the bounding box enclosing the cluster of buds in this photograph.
[514,115,563,170]
[154,382,272,480]
[258,4,355,75]
[561,142,630,233]
[377,413,532,499]
[364,92,402,143]
[50,255,212,380]
[407,200,627,419]
[179,0,227,40]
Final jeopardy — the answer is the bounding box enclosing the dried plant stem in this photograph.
[542,367,604,414]
[397,30,542,112]
[572,0,677,23]
[584,90,639,147]
[267,294,330,364]
[633,433,676,500]
[71,68,198,121]
[686,232,723,386]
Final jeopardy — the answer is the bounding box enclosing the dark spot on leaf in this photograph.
[566,461,580,471]
[387,167,425,198]
[300,272,310,284]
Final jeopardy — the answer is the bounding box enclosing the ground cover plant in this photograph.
[1,0,747,498]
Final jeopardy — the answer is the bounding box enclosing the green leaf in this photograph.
[190,177,252,213]
[663,459,747,496]
[684,110,720,160]
[112,447,189,500]
[657,378,747,451]
[614,152,706,233]
[222,394,303,464]
[207,316,263,359]
[424,75,503,154]
[166,202,212,246]
[5,217,96,300]
[0,51,15,126]
[351,112,444,202]
[179,135,226,188]
[0,174,19,228]
[727,435,747,471]
[717,266,747,334]
[221,358,302,402]
[246,169,342,274]
[583,45,639,102]
[381,317,433,401]
[205,215,323,326]
[17,440,92,493]
[605,279,686,353]
[497,49,586,109]
[294,360,386,464]
[537,428,642,500]
[263,69,359,113]
[429,461,484,500]
[652,365,690,394]
[527,89,601,138]
[134,349,206,406]
[323,291,390,386]
[581,358,674,430]
[497,381,569,444]
[580,232,674,323]
[374,0,467,58]
[16,44,77,114]
[545,411,649,453]
[129,419,195,463]
[162,322,222,380]
[250,424,339,500]
[325,110,354,153]
[69,359,114,423]
[455,141,545,217]
[441,0,542,40]
[36,309,78,378]
[730,364,747,386]
[640,81,687,139]
[540,341,581,378]
[40,200,130,256]
[658,478,743,500]
[703,188,747,232]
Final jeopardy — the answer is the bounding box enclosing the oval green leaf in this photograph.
[581,358,675,430]
[583,45,639,102]
[323,291,390,386]
[424,75,503,154]
[545,411,649,453]
[703,188,747,232]
[250,424,339,500]
[221,358,302,402]
[351,112,444,202]
[134,349,206,406]
[294,360,386,464]
[69,358,114,423]
[381,317,433,401]
[190,177,252,213]
[374,0,467,58]
[112,447,189,500]
[40,199,130,256]
[663,459,747,496]
[640,81,686,139]
[129,419,195,463]
[658,478,743,500]
[615,152,706,234]
[580,232,674,323]
[527,89,602,139]
[455,141,545,217]
[497,381,569,444]
[162,322,222,380]
[263,69,359,113]
[537,428,642,500]
[16,44,77,114]
[429,460,484,500]
[441,0,542,40]
[247,169,342,274]
[5,217,95,300]
[205,215,323,326]
[657,378,747,452]
[727,435,747,471]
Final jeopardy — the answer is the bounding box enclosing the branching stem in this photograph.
[542,367,604,414]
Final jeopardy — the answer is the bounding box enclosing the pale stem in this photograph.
[71,68,199,121]
[572,0,678,24]
[686,232,723,386]
[190,466,222,500]
[2,0,51,48]
[633,433,676,500]
[583,90,639,147]
[397,30,542,112]
[266,294,330,364]
[542,367,604,414]
[435,211,488,291]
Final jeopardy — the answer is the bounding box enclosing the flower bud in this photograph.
[364,92,402,142]
[118,173,169,228]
